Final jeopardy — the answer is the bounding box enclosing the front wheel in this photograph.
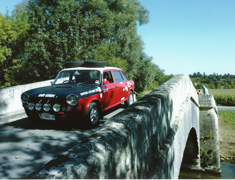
[83,102,100,128]
[125,91,134,107]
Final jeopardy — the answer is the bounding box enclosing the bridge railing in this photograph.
[0,80,52,116]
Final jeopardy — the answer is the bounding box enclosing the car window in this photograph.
[54,70,101,85]
[113,71,124,83]
[103,71,114,84]
[121,71,128,81]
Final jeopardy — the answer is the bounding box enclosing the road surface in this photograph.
[0,105,125,179]
[217,106,235,111]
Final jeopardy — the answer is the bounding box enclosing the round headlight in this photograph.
[35,103,42,111]
[43,103,51,112]
[66,94,78,106]
[21,93,29,103]
[53,104,61,112]
[28,103,35,110]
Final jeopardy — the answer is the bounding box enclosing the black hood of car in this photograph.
[24,84,102,101]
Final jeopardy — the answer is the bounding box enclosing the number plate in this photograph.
[39,113,55,120]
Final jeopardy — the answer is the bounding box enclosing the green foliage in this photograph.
[94,44,128,72]
[190,72,235,89]
[0,2,29,87]
[0,0,166,92]
[22,0,154,91]
[0,14,15,87]
[214,95,235,106]
[219,111,235,130]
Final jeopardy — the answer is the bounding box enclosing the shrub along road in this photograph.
[217,109,235,163]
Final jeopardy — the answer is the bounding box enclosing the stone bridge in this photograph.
[0,75,220,179]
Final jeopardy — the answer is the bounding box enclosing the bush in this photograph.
[214,95,235,106]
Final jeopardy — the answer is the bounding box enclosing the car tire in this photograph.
[125,91,134,107]
[65,61,107,68]
[64,61,84,68]
[83,102,100,128]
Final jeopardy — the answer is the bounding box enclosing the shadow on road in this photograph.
[3,103,126,131]
[4,118,87,131]
[0,103,126,179]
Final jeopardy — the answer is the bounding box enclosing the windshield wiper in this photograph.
[77,81,90,85]
[77,80,100,85]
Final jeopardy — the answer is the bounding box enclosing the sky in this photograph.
[1,0,235,75]
[138,0,235,75]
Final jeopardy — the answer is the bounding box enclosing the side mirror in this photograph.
[50,81,54,85]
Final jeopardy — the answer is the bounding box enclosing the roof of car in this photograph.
[62,66,122,72]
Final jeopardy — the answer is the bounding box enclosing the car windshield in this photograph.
[54,70,101,85]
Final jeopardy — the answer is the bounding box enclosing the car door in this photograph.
[120,71,130,100]
[102,71,117,110]
[112,70,126,103]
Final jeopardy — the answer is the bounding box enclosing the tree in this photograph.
[23,0,152,91]
[190,72,235,89]
[4,2,29,86]
[94,44,128,72]
[0,14,15,87]
[0,2,29,87]
[1,0,162,92]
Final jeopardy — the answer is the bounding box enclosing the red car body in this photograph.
[21,63,135,128]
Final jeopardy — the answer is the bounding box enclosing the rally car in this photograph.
[21,61,135,128]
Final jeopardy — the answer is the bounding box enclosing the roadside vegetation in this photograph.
[190,72,235,89]
[208,89,235,106]
[219,111,235,129]
[191,73,235,106]
[218,111,235,162]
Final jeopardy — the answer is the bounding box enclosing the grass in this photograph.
[208,89,235,96]
[218,110,235,161]
[136,90,152,100]
[218,111,235,130]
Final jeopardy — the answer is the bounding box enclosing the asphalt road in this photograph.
[217,106,235,111]
[0,105,125,179]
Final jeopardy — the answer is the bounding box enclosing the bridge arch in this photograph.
[181,128,200,170]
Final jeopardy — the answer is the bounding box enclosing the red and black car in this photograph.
[21,61,135,128]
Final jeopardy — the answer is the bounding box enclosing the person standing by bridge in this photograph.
[203,85,209,95]
[197,90,203,95]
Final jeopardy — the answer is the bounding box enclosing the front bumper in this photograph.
[24,106,82,122]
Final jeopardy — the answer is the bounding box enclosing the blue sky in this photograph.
[138,0,235,75]
[0,0,23,15]
[1,0,234,75]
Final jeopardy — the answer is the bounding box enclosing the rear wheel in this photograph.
[84,102,100,128]
[125,91,134,107]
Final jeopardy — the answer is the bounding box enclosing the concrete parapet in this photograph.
[199,95,221,173]
[29,74,201,179]
[0,80,52,115]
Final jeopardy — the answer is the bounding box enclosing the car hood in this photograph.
[24,84,102,101]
